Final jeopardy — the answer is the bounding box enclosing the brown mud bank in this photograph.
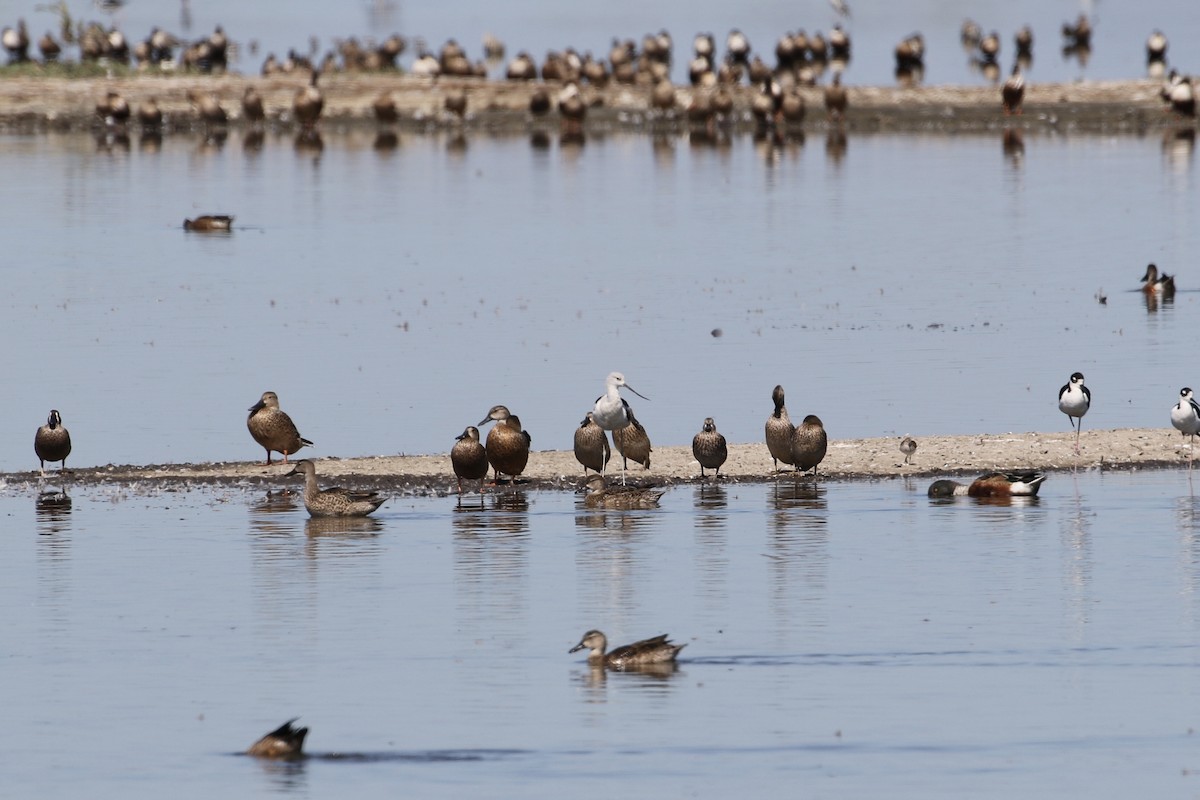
[11,427,1195,496]
[0,73,1189,135]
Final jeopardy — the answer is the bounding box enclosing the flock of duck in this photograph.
[2,11,1197,141]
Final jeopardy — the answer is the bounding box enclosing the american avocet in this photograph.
[692,417,728,480]
[1058,372,1090,453]
[765,384,795,471]
[593,372,649,483]
[477,404,531,484]
[247,391,312,465]
[286,459,386,518]
[34,409,71,476]
[928,470,1047,498]
[569,629,685,669]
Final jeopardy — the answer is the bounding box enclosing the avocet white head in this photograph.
[592,372,649,432]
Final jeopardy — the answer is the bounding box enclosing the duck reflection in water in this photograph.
[243,129,265,152]
[825,128,847,164]
[304,516,384,537]
[36,489,73,534]
[694,482,727,511]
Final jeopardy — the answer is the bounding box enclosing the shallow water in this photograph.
[5,468,1200,797]
[1,126,1196,470]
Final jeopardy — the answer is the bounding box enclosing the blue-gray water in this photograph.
[5,469,1200,797]
[0,126,1196,470]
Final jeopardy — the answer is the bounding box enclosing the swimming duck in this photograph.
[1057,372,1090,454]
[450,426,489,494]
[582,474,664,509]
[790,414,828,476]
[1002,64,1024,115]
[764,384,796,471]
[35,409,71,475]
[573,412,610,475]
[928,470,1047,498]
[900,435,917,465]
[247,718,308,759]
[569,629,685,668]
[612,404,652,472]
[1171,388,1200,462]
[286,459,386,517]
[183,215,233,232]
[1140,263,1176,296]
[692,417,728,479]
[477,405,531,483]
[247,391,312,465]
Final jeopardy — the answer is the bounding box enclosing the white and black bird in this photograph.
[1058,372,1091,453]
[1171,387,1200,464]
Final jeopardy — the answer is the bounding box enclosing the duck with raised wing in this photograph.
[247,391,312,465]
[450,426,489,493]
[692,417,727,479]
[247,718,308,759]
[764,384,795,471]
[478,405,531,484]
[928,470,1046,498]
[569,629,685,668]
[573,412,610,475]
[286,459,386,517]
[35,409,71,475]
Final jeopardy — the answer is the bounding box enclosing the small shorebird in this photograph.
[450,426,489,494]
[612,404,652,473]
[1140,263,1176,297]
[692,417,728,480]
[764,384,795,471]
[573,412,610,476]
[35,409,71,475]
[1002,63,1024,114]
[569,630,685,669]
[928,470,1047,498]
[286,459,386,518]
[247,391,312,465]
[183,215,233,232]
[247,718,308,759]
[899,435,917,465]
[791,414,828,477]
[1057,372,1090,454]
[1171,388,1200,464]
[477,405,531,484]
[582,474,664,509]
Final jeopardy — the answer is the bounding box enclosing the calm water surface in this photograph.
[4,469,1200,797]
[0,128,1196,470]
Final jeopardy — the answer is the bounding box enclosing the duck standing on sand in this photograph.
[450,426,489,494]
[791,414,828,477]
[286,459,386,517]
[764,384,795,471]
[247,391,312,465]
[573,412,610,476]
[478,404,531,484]
[692,417,728,480]
[35,409,71,475]
[1002,64,1024,115]
[569,629,685,669]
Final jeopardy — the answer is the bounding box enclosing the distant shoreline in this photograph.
[0,72,1185,134]
[12,427,1195,494]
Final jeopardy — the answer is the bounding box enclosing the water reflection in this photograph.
[1060,473,1094,635]
[694,485,728,604]
[251,757,308,792]
[243,129,265,153]
[373,130,399,151]
[1003,128,1025,168]
[453,493,530,626]
[248,490,301,535]
[36,488,73,535]
[767,482,830,623]
[1162,127,1194,174]
[304,516,383,537]
[825,127,847,164]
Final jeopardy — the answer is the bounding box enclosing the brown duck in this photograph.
[764,384,795,470]
[692,417,727,479]
[478,405,531,483]
[790,414,828,476]
[247,391,312,465]
[35,409,71,475]
[247,718,308,759]
[573,412,610,475]
[450,425,489,494]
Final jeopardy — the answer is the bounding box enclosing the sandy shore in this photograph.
[12,427,1195,495]
[0,71,1187,134]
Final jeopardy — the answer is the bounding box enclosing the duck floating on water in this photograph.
[1140,263,1176,296]
[286,459,386,517]
[183,215,233,232]
[582,474,664,509]
[569,629,685,669]
[247,718,308,759]
[928,470,1047,498]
